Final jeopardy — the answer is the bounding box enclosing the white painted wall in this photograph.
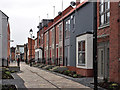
[0,11,2,66]
[35,49,42,60]
[0,11,8,66]
[76,34,93,69]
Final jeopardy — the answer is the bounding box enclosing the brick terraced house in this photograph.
[35,0,120,84]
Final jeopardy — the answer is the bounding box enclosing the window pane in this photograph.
[68,20,70,31]
[105,2,108,10]
[108,1,110,9]
[100,14,104,25]
[78,42,81,51]
[82,52,85,64]
[78,41,85,65]
[100,0,104,4]
[82,41,85,51]
[100,4,104,13]
[59,24,62,41]
[107,12,110,23]
[73,16,75,28]
[78,53,82,64]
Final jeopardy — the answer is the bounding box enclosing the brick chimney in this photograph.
[76,0,80,6]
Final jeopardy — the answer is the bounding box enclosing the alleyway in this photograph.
[10,62,91,89]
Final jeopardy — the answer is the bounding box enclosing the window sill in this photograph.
[98,23,110,30]
[78,64,85,66]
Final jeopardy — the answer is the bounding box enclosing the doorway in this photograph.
[97,42,109,79]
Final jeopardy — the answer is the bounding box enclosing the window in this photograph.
[39,36,40,45]
[41,34,43,44]
[46,33,48,47]
[59,47,62,64]
[73,15,75,28]
[99,0,110,26]
[65,19,70,38]
[59,24,62,41]
[52,28,55,48]
[51,28,55,62]
[78,41,85,65]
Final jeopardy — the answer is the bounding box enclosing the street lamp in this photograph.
[29,29,33,66]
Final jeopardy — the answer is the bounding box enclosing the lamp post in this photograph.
[93,1,98,90]
[29,29,33,66]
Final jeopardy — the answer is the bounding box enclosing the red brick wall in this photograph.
[7,23,10,61]
[28,38,35,61]
[37,31,39,48]
[118,2,120,83]
[109,2,120,83]
[11,52,15,60]
[55,25,59,44]
[49,29,52,59]
[67,66,93,77]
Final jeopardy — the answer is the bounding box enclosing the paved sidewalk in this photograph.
[10,62,92,89]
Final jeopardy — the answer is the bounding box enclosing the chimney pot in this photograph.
[76,0,80,6]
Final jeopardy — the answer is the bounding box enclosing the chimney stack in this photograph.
[76,0,80,6]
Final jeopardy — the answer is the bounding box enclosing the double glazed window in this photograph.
[41,34,43,44]
[52,28,55,48]
[59,24,62,41]
[46,33,48,48]
[78,41,85,65]
[65,19,70,38]
[73,15,75,28]
[59,47,62,61]
[51,28,55,61]
[99,0,110,26]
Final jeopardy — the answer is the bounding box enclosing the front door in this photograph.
[98,42,109,79]
[65,46,70,66]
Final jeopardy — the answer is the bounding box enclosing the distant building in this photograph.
[10,47,16,61]
[24,43,28,62]
[0,10,10,66]
[15,45,24,61]
[28,38,35,62]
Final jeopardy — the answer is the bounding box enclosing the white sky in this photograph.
[0,0,76,47]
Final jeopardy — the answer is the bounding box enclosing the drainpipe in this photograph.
[93,1,98,90]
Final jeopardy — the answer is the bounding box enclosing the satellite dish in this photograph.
[58,11,62,15]
[70,1,76,6]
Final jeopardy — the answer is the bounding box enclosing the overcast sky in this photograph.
[0,0,76,47]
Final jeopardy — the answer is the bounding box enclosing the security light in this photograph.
[70,1,76,6]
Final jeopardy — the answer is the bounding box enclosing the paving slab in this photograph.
[10,62,92,89]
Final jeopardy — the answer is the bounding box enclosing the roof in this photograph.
[0,10,9,19]
[44,0,88,33]
[76,31,93,37]
[16,45,24,47]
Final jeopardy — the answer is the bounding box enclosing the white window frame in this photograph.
[99,0,110,26]
[76,34,93,69]
[65,19,70,38]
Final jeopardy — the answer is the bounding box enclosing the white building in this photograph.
[15,45,24,60]
[0,10,9,66]
[35,38,42,63]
